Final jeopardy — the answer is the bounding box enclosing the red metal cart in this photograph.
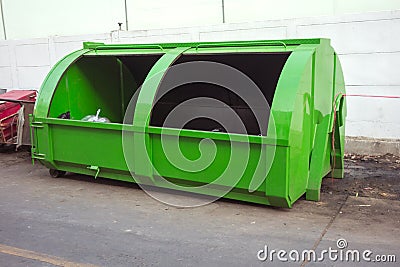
[0,90,37,148]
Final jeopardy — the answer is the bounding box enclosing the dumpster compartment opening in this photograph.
[150,53,291,135]
[48,54,162,123]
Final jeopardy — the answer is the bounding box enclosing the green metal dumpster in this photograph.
[32,39,346,208]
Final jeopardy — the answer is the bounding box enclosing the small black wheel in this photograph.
[49,169,66,178]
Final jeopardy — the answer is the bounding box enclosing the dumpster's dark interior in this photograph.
[49,52,291,136]
[49,55,162,122]
[150,53,291,135]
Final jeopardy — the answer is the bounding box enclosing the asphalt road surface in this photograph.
[0,151,399,266]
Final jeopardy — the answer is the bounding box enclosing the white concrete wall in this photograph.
[1,0,125,40]
[1,0,400,40]
[225,0,400,22]
[0,10,399,140]
[0,4,4,40]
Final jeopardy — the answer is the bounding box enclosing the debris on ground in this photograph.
[322,153,400,201]
[345,153,400,170]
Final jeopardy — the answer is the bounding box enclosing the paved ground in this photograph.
[0,150,399,266]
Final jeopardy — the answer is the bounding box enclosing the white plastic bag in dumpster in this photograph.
[82,109,110,123]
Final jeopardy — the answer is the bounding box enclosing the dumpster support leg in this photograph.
[306,116,330,201]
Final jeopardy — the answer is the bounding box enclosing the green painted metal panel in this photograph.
[32,39,346,208]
